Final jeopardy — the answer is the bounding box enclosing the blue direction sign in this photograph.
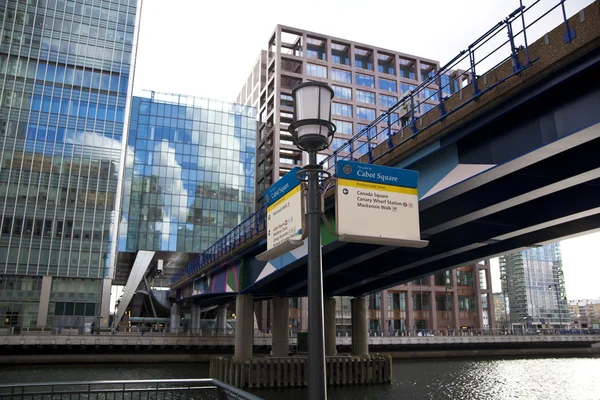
[336,160,427,247]
[265,167,304,250]
[265,167,302,208]
[336,160,418,188]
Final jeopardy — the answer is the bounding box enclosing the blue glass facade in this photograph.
[120,93,256,254]
[0,0,139,328]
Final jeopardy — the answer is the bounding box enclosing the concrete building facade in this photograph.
[237,25,462,208]
[569,299,600,328]
[0,0,141,330]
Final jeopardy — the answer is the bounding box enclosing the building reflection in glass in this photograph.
[120,92,256,254]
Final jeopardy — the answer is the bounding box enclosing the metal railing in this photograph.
[170,206,266,288]
[0,380,263,400]
[170,0,578,289]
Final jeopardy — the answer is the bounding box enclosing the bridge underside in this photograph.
[242,52,600,298]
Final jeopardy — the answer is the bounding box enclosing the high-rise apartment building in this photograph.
[500,243,569,329]
[116,92,256,287]
[237,25,463,208]
[0,0,141,330]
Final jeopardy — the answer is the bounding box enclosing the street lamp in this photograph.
[98,252,109,333]
[548,284,563,329]
[288,81,336,400]
[501,274,511,333]
[445,283,452,333]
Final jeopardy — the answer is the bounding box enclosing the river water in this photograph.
[1,357,599,399]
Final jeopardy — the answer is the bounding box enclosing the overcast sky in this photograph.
[130,0,599,300]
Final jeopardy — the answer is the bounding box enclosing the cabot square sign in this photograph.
[265,167,305,251]
[335,160,428,248]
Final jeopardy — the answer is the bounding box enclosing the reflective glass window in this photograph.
[331,68,351,83]
[332,102,352,118]
[379,94,398,108]
[306,63,327,79]
[332,85,352,100]
[333,119,352,135]
[356,90,375,105]
[356,73,374,88]
[357,106,376,121]
[378,78,397,93]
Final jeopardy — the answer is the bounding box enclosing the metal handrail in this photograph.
[170,0,577,289]
[0,379,263,400]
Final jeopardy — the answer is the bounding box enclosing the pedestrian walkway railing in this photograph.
[0,379,263,400]
[170,0,580,289]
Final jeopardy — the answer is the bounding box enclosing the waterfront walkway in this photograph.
[3,330,599,349]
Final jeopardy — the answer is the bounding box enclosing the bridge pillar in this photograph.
[170,303,180,333]
[190,305,200,334]
[234,294,254,360]
[451,273,460,331]
[216,305,228,335]
[272,297,289,357]
[351,297,369,356]
[324,297,337,356]
[406,288,414,335]
[430,286,438,333]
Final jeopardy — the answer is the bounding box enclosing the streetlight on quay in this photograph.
[501,274,511,333]
[288,81,336,400]
[548,284,564,329]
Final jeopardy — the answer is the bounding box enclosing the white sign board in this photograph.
[335,160,427,247]
[265,167,305,250]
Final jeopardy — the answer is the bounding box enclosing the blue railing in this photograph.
[170,0,577,289]
[170,205,267,287]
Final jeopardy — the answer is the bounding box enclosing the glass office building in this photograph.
[120,92,256,255]
[500,243,570,329]
[0,0,140,329]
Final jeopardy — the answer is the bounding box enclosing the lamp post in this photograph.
[288,81,336,400]
[548,284,563,329]
[501,274,511,333]
[98,252,108,333]
[445,282,452,333]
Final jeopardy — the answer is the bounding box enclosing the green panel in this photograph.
[227,264,237,292]
[320,211,338,246]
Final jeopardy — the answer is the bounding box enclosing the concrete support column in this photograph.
[100,278,111,328]
[170,303,180,333]
[190,306,199,334]
[351,297,369,356]
[406,288,414,334]
[474,265,483,329]
[216,305,228,335]
[234,294,254,360]
[271,297,289,357]
[37,276,52,328]
[430,289,438,332]
[260,300,268,333]
[381,291,389,336]
[451,272,460,330]
[300,297,308,331]
[485,265,496,329]
[324,297,337,356]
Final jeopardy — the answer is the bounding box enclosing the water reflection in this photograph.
[1,358,599,400]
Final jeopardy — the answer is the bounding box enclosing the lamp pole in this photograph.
[289,81,336,400]
[501,274,510,333]
[548,284,562,329]
[98,252,108,332]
